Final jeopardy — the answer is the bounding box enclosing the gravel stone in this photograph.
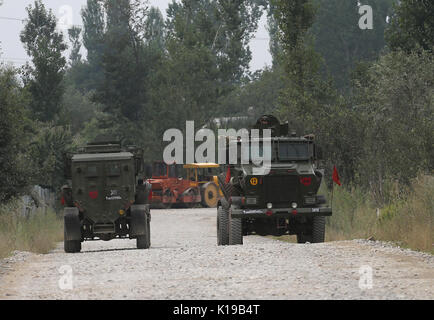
[0,208,432,300]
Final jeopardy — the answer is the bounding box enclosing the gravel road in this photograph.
[0,208,433,300]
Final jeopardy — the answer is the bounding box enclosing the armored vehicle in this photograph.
[217,115,332,245]
[62,140,151,253]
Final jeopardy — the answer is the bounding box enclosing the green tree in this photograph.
[354,50,434,194]
[78,0,107,92]
[218,66,285,118]
[94,0,148,122]
[82,0,105,71]
[271,0,336,131]
[271,0,370,184]
[162,0,263,125]
[144,7,165,50]
[266,2,282,65]
[28,125,75,191]
[58,84,100,135]
[0,67,32,201]
[68,26,82,66]
[386,0,434,53]
[20,0,67,122]
[214,0,264,83]
[312,0,395,92]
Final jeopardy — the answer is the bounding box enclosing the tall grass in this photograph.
[326,175,433,254]
[0,201,63,259]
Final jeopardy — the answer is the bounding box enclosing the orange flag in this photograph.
[333,166,341,186]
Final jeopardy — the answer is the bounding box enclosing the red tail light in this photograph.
[89,191,98,199]
[300,177,312,186]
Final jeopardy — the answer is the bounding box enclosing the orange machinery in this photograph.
[147,162,222,209]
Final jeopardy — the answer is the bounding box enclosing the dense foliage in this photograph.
[0,0,432,206]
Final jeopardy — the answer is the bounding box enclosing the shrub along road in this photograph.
[0,208,433,299]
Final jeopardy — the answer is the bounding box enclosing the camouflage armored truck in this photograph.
[62,140,152,253]
[217,115,332,245]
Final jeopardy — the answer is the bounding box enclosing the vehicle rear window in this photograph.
[107,164,121,176]
[242,142,273,163]
[278,143,310,160]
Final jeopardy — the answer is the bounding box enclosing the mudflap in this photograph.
[64,207,81,241]
[130,204,149,237]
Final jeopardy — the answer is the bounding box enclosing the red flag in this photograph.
[225,166,231,184]
[333,166,341,186]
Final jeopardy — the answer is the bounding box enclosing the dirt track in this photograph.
[0,208,433,300]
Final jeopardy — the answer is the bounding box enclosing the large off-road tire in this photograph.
[229,208,243,245]
[131,205,151,249]
[136,214,150,249]
[297,216,326,244]
[217,206,229,246]
[312,216,326,243]
[201,183,219,208]
[64,207,82,253]
[64,231,81,253]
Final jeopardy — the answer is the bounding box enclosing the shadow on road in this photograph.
[78,247,138,254]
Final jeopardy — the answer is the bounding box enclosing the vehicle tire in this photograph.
[296,233,312,244]
[229,209,243,245]
[201,183,219,208]
[297,216,325,243]
[147,214,151,247]
[217,206,229,246]
[64,231,81,253]
[312,216,325,243]
[64,207,82,253]
[137,214,150,249]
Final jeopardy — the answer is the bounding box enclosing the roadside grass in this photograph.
[0,201,63,259]
[270,175,433,254]
[325,175,433,254]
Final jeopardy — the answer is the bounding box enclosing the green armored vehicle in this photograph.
[62,140,152,253]
[217,115,332,245]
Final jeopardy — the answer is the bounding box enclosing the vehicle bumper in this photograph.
[230,207,332,219]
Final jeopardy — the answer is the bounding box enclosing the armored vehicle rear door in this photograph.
[72,153,136,224]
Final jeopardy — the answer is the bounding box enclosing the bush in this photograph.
[325,184,376,240]
[326,175,433,253]
[0,66,32,201]
[374,175,433,253]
